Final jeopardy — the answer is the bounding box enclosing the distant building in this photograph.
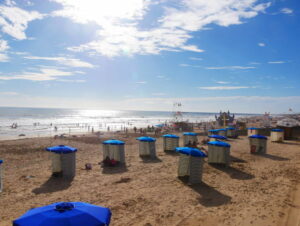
[215,111,235,127]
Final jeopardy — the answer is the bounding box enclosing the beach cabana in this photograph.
[277,118,300,140]
[46,145,77,178]
[208,129,218,136]
[13,202,111,226]
[217,129,227,137]
[226,127,237,138]
[247,127,259,136]
[162,134,179,152]
[249,135,267,154]
[176,147,207,184]
[136,136,156,158]
[207,141,231,166]
[0,160,3,192]
[183,132,198,146]
[102,140,125,165]
[208,134,227,141]
[270,129,284,142]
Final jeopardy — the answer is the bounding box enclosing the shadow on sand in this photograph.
[32,176,73,194]
[139,156,162,163]
[230,155,247,163]
[102,164,128,174]
[281,141,300,146]
[258,153,289,161]
[210,164,254,180]
[179,177,231,207]
[163,150,179,156]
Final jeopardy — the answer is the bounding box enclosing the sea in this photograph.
[0,107,258,140]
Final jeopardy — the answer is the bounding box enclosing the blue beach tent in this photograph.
[136,136,156,142]
[162,134,179,138]
[271,128,283,132]
[45,145,77,154]
[13,202,111,226]
[207,140,231,147]
[249,135,267,140]
[208,135,227,140]
[102,139,125,145]
[183,132,197,136]
[175,147,207,157]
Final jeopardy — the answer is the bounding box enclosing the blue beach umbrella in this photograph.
[155,124,164,128]
[13,202,111,226]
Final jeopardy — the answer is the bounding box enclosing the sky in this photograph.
[0,0,299,113]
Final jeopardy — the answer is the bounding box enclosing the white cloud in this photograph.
[258,42,265,47]
[268,61,285,64]
[0,39,9,51]
[0,5,44,40]
[0,67,74,81]
[180,45,204,52]
[55,79,86,83]
[216,81,230,84]
[0,53,9,62]
[249,62,260,65]
[281,8,293,14]
[0,91,18,95]
[179,63,191,67]
[4,0,16,6]
[24,56,94,68]
[189,57,202,61]
[205,66,255,70]
[54,0,270,57]
[198,86,250,90]
[135,81,147,84]
[0,39,9,61]
[10,51,29,55]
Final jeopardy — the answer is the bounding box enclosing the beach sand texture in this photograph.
[0,133,300,226]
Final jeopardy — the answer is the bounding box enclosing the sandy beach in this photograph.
[0,132,300,226]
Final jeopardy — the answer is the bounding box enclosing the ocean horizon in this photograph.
[0,106,259,140]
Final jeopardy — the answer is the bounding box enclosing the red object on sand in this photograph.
[251,145,256,153]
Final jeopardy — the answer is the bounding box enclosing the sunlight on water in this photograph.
[78,109,120,118]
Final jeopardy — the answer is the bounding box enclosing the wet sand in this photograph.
[0,132,300,226]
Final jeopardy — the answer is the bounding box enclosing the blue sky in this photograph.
[0,0,299,113]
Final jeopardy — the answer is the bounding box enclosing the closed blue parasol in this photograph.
[13,202,111,226]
